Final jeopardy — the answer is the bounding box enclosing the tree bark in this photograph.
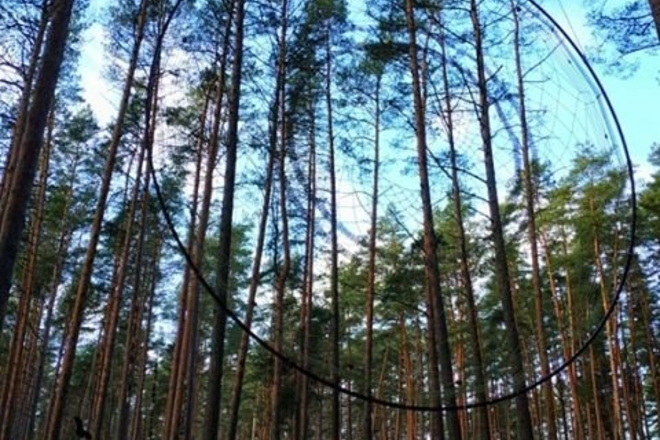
[324,21,341,440]
[42,0,166,435]
[129,244,159,440]
[270,49,291,440]
[468,1,534,437]
[295,101,317,440]
[511,3,558,438]
[592,203,623,440]
[0,0,74,332]
[26,147,78,440]
[436,14,490,439]
[539,228,584,440]
[162,89,208,440]
[200,1,242,440]
[116,165,153,440]
[404,1,461,438]
[0,0,49,215]
[88,122,147,440]
[258,4,288,440]
[203,0,246,436]
[0,105,53,439]
[363,74,380,440]
[399,315,416,440]
[226,110,276,440]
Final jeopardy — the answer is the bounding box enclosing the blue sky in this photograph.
[542,1,659,181]
[78,0,659,180]
[71,0,658,344]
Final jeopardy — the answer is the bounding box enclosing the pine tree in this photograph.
[0,0,75,332]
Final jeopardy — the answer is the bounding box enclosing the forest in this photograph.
[0,0,658,439]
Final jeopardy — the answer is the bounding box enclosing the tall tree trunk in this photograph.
[165,6,231,438]
[448,289,468,438]
[163,89,208,440]
[203,0,246,436]
[147,360,160,440]
[539,228,584,440]
[588,344,605,439]
[404,1,461,438]
[468,1,534,437]
[363,73,381,440]
[635,268,660,425]
[0,105,53,438]
[436,14,491,439]
[181,35,230,440]
[116,167,154,440]
[619,306,638,440]
[324,22,341,440]
[510,3,558,438]
[43,0,177,435]
[296,101,317,440]
[0,0,49,215]
[129,255,158,440]
[226,114,276,440]
[592,210,623,439]
[188,4,235,438]
[0,0,74,332]
[88,124,148,440]
[26,148,78,440]
[270,50,291,440]
[259,4,288,440]
[79,149,136,426]
[399,315,416,440]
[15,296,45,440]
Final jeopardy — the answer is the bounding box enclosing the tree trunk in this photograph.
[0,0,49,215]
[203,0,247,437]
[226,107,277,440]
[0,0,74,332]
[88,122,148,440]
[436,14,490,439]
[592,216,623,439]
[0,105,53,439]
[404,1,461,438]
[468,1,534,438]
[270,46,291,440]
[259,4,288,440]
[295,101,317,440]
[588,344,605,439]
[116,165,154,440]
[162,89,208,440]
[539,228,584,440]
[363,73,381,440]
[26,147,78,440]
[41,1,152,436]
[636,268,660,425]
[129,238,160,440]
[324,22,341,440]
[193,4,235,439]
[510,3,558,438]
[619,306,638,440]
[399,315,416,440]
[15,296,44,440]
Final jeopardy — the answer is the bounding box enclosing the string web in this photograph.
[149,0,634,412]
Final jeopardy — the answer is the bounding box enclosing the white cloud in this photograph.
[79,22,118,125]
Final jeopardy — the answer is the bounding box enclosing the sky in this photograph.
[78,0,659,177]
[71,0,659,344]
[540,1,660,182]
[73,0,660,266]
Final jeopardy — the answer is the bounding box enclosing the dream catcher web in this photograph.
[149,0,635,412]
